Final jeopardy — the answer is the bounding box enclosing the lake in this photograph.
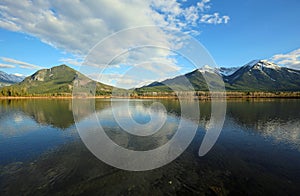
[0,98,300,195]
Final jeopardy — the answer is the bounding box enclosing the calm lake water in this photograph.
[1,98,300,195]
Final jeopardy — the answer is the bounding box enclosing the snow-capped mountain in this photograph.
[197,65,219,74]
[225,60,300,91]
[0,71,24,86]
[197,65,240,76]
[241,59,281,70]
[218,67,240,76]
[137,60,300,92]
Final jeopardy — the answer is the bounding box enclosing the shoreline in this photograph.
[0,96,111,99]
[1,91,300,99]
[0,95,300,100]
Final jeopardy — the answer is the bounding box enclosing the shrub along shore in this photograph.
[0,91,300,99]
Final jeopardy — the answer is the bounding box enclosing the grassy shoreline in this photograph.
[0,96,111,99]
[0,92,300,99]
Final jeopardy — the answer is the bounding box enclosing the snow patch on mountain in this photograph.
[218,67,240,76]
[197,65,240,77]
[260,60,281,69]
[0,71,24,84]
[197,65,219,74]
[288,69,300,74]
[244,60,260,68]
[244,59,281,70]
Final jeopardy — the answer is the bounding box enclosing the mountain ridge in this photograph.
[0,64,114,96]
[1,60,300,97]
[0,71,24,87]
[136,60,300,93]
[224,60,300,91]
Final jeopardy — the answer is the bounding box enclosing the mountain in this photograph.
[225,60,300,91]
[217,67,240,76]
[0,65,114,96]
[0,99,112,129]
[1,60,300,97]
[135,66,223,93]
[0,71,24,87]
[136,60,300,93]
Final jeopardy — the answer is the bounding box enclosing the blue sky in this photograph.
[0,0,299,88]
[198,0,300,67]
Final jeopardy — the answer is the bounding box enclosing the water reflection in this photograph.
[0,99,75,129]
[1,99,300,157]
[96,102,179,151]
[226,99,300,150]
[0,99,80,164]
[0,98,300,194]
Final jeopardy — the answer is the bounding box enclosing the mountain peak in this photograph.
[244,60,281,70]
[0,70,24,86]
[52,64,69,69]
[243,60,260,68]
[197,65,218,74]
[28,64,77,82]
[259,60,281,69]
[1,64,114,96]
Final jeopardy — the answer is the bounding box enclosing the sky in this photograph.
[0,0,299,88]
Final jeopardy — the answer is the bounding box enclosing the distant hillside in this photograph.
[0,71,24,87]
[1,60,300,97]
[225,60,300,91]
[136,68,222,93]
[0,65,114,96]
[136,60,300,93]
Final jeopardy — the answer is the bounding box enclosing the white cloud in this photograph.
[0,19,20,31]
[0,0,229,55]
[270,48,300,70]
[200,13,230,24]
[0,0,230,87]
[0,0,162,55]
[59,57,83,67]
[197,0,211,11]
[0,63,15,68]
[1,57,44,70]
[150,0,228,31]
[13,73,24,77]
[88,72,146,89]
[87,60,182,89]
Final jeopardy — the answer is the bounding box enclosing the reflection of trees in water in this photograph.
[0,99,112,129]
[0,98,212,130]
[0,99,75,129]
[226,99,300,128]
[256,119,300,150]
[226,99,300,149]
[1,98,299,144]
[1,99,300,195]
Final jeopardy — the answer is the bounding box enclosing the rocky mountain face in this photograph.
[1,60,300,96]
[0,65,114,96]
[224,60,300,91]
[0,71,24,86]
[137,60,300,92]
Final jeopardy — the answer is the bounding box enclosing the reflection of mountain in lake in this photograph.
[226,100,300,149]
[256,119,300,150]
[1,99,300,195]
[0,99,113,129]
[96,101,179,151]
[1,99,300,149]
[226,100,300,126]
[0,110,38,138]
[0,99,75,129]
